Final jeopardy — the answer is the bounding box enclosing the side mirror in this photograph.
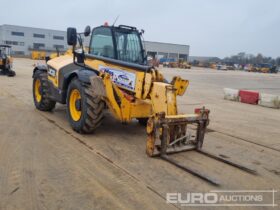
[84,26,91,37]
[67,27,77,46]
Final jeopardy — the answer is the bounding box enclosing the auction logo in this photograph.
[166,190,278,207]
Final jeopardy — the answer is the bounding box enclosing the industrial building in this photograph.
[0,24,190,60]
[0,24,68,56]
[144,41,189,61]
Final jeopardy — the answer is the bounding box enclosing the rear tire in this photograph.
[33,70,56,111]
[7,70,16,77]
[66,78,104,133]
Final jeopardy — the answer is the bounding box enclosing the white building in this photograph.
[144,41,190,61]
[0,24,68,56]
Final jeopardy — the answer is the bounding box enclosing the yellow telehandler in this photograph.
[32,24,256,185]
[0,45,16,77]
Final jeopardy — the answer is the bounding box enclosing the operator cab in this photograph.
[67,24,150,71]
[88,25,146,65]
[0,45,11,58]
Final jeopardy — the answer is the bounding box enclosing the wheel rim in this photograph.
[34,79,42,102]
[69,89,82,121]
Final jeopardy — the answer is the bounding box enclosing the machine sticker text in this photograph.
[98,65,136,91]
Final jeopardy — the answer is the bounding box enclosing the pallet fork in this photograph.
[146,108,257,186]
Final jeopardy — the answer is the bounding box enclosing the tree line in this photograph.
[223,52,280,66]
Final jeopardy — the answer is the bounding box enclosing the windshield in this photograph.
[90,27,115,59]
[114,29,144,64]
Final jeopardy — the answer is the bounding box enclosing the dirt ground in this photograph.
[0,58,279,210]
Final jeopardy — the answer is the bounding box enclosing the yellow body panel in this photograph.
[103,74,122,119]
[85,57,189,122]
[47,55,73,87]
[47,73,58,87]
[150,82,177,115]
[85,57,181,122]
[171,76,189,96]
[143,73,152,99]
[134,72,145,99]
[0,56,12,66]
[130,100,153,117]
[47,55,73,70]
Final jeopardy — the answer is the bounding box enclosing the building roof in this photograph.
[1,24,66,33]
[144,41,189,54]
[144,41,189,47]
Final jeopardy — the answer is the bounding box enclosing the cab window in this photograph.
[90,28,115,59]
[115,30,143,64]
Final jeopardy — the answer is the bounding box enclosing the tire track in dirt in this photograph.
[0,88,177,210]
[207,129,280,152]
[38,111,176,208]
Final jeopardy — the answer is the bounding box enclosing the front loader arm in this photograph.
[148,76,189,115]
[149,82,177,115]
[90,74,153,123]
[89,69,210,158]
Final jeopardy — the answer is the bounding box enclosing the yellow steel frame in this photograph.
[48,54,189,123]
[85,57,189,123]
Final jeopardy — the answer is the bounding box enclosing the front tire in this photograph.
[66,78,104,133]
[33,71,56,111]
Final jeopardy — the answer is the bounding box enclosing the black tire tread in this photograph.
[67,79,104,134]
[33,71,56,111]
[82,86,104,133]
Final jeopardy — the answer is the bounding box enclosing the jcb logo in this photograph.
[48,68,56,77]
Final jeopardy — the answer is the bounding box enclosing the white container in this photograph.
[223,88,239,101]
[259,93,280,109]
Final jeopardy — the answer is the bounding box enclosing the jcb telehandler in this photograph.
[32,24,256,185]
[0,45,16,77]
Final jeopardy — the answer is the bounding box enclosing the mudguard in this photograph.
[33,63,98,104]
[63,69,98,89]
[76,69,98,84]
[32,64,48,77]
[59,69,97,103]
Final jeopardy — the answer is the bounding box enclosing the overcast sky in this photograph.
[0,0,279,58]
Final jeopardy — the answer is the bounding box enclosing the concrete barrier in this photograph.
[223,88,239,101]
[223,88,280,109]
[239,90,259,104]
[259,93,280,109]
